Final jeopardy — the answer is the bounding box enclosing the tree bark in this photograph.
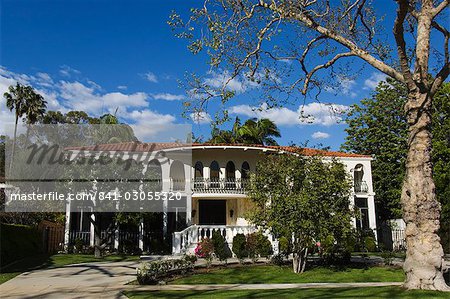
[402,91,449,291]
[293,248,308,274]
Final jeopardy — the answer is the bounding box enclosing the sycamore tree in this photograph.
[247,153,352,273]
[342,80,450,253]
[171,0,450,290]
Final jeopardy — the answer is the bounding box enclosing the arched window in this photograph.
[210,161,220,188]
[226,161,236,189]
[241,161,250,179]
[148,159,162,191]
[354,164,365,193]
[194,161,204,190]
[170,160,185,191]
[194,161,203,178]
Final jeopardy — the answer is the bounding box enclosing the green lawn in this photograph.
[124,287,449,299]
[0,254,139,284]
[171,265,405,284]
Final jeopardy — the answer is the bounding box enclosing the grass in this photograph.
[0,253,140,284]
[171,264,405,284]
[124,286,449,299]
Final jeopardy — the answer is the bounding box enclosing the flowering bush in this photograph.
[194,238,214,267]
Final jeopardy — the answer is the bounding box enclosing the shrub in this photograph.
[137,255,196,284]
[232,233,247,262]
[321,234,351,265]
[271,253,285,266]
[364,236,377,252]
[255,232,273,258]
[194,238,214,267]
[212,231,231,263]
[278,236,290,257]
[246,233,258,263]
[245,231,273,262]
[74,238,84,254]
[381,250,395,266]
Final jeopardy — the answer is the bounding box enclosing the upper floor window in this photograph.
[354,164,367,193]
[241,161,250,180]
[226,161,236,188]
[210,161,220,187]
[170,160,185,191]
[194,161,203,178]
[148,159,162,191]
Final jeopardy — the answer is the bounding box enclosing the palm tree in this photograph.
[4,83,46,171]
[238,118,281,145]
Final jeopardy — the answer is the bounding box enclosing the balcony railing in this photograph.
[354,181,369,193]
[192,178,249,194]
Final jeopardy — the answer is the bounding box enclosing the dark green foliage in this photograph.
[211,231,231,263]
[137,255,197,285]
[245,233,258,262]
[278,236,291,258]
[343,80,450,252]
[255,232,273,258]
[232,233,247,262]
[0,223,43,267]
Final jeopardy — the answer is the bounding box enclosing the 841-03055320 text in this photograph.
[8,191,183,202]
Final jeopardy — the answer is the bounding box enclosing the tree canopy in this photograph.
[247,153,352,273]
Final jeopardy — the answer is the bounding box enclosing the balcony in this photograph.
[193,178,249,194]
[354,181,369,193]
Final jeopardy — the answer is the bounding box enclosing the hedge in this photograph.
[0,223,43,267]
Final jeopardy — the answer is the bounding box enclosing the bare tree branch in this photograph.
[302,52,355,94]
[432,0,449,16]
[430,62,450,96]
[394,0,415,89]
[259,1,405,83]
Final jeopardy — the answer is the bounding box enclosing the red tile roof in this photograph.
[65,142,370,158]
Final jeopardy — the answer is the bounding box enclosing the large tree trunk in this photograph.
[402,91,449,291]
[293,248,308,274]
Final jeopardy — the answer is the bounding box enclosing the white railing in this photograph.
[192,178,249,194]
[354,181,369,193]
[172,224,274,254]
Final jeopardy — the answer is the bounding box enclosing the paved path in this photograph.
[127,282,403,291]
[0,261,139,299]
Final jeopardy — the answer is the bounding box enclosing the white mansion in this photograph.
[63,143,376,254]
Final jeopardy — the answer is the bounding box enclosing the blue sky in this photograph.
[0,0,417,149]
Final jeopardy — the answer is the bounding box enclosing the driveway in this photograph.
[0,261,139,299]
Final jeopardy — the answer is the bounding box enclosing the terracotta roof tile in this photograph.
[65,142,370,158]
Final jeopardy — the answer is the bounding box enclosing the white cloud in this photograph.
[190,111,212,124]
[364,72,387,89]
[117,85,127,90]
[143,72,158,83]
[324,76,357,98]
[151,93,185,101]
[203,70,260,94]
[126,109,177,140]
[59,65,81,77]
[229,102,348,126]
[311,131,330,139]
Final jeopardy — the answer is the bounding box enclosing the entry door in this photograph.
[198,200,226,225]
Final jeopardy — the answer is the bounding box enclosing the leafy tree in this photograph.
[247,153,352,273]
[172,0,450,289]
[238,118,281,145]
[342,78,408,221]
[4,83,47,171]
[208,117,280,145]
[342,81,450,253]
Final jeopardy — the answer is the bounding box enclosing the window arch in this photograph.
[210,161,220,188]
[354,164,364,193]
[170,160,185,191]
[241,161,250,179]
[226,161,236,188]
[194,161,203,178]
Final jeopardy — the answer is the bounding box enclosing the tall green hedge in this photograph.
[0,223,43,267]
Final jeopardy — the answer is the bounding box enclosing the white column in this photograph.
[89,212,95,247]
[184,164,192,225]
[139,217,144,251]
[64,200,71,251]
[161,160,171,236]
[114,221,119,250]
[368,195,377,240]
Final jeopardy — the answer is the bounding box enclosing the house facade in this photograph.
[63,143,376,255]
